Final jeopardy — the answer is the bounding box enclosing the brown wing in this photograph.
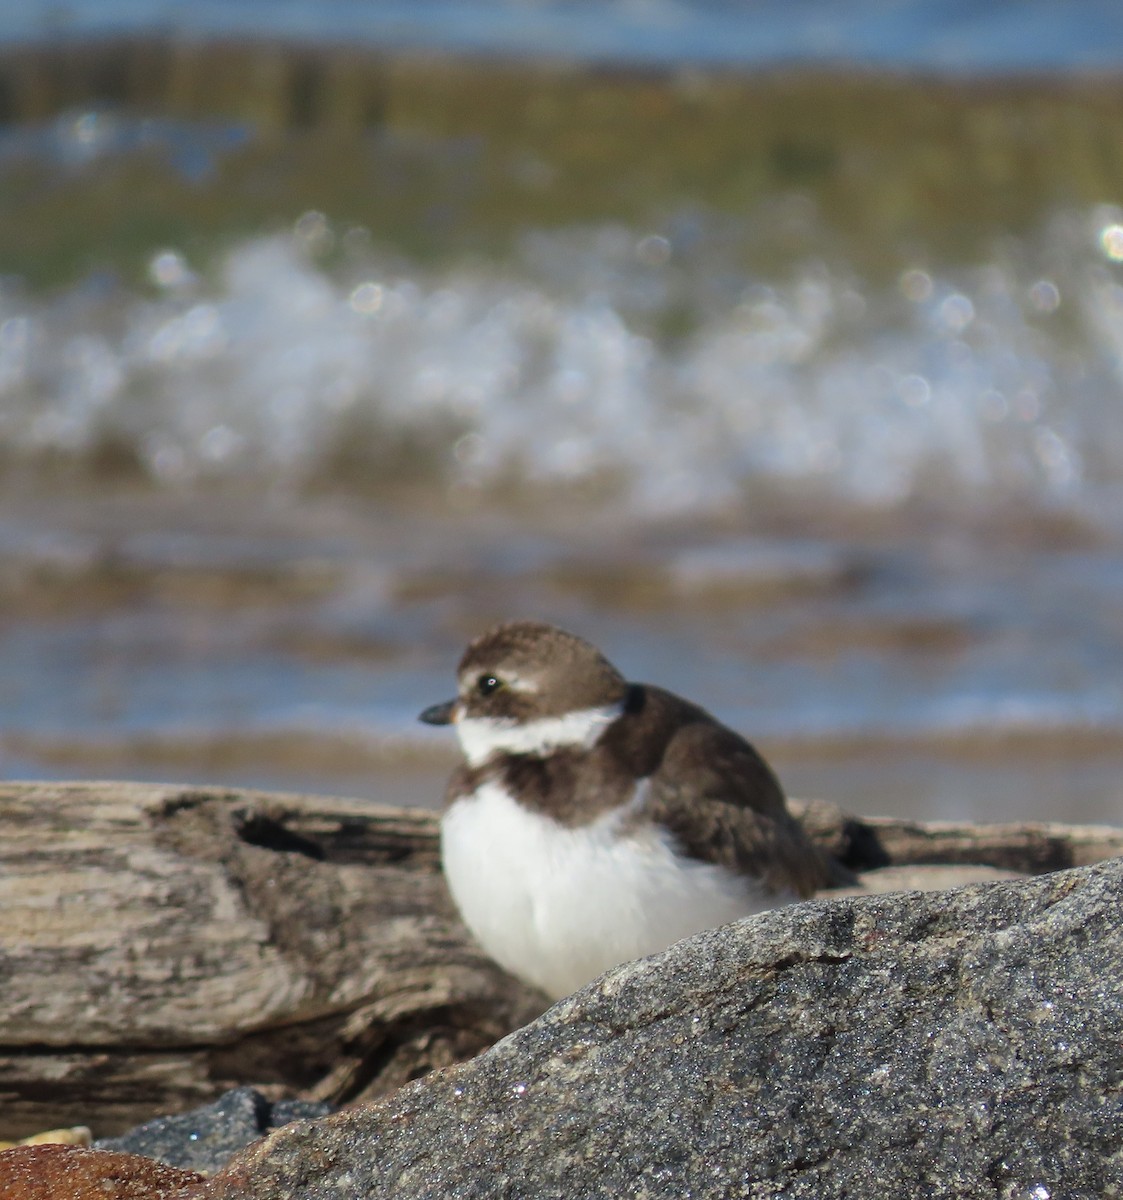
[633,688,847,897]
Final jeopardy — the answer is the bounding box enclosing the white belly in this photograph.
[440,781,784,1000]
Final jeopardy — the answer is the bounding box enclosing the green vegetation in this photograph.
[2,39,1122,287]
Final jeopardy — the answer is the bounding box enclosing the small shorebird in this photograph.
[421,619,845,999]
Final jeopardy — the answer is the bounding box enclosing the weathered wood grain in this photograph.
[856,811,1123,871]
[0,782,543,1139]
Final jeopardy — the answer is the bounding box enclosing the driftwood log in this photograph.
[2,781,1121,1140]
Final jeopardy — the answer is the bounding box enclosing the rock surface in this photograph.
[94,1088,332,1176]
[207,857,1123,1200]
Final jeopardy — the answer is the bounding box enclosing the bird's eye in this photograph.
[476,674,501,696]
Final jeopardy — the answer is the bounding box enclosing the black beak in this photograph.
[419,699,457,726]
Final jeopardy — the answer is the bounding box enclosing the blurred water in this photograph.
[2,483,1121,822]
[3,207,1123,526]
[0,28,1121,824]
[1,202,1122,822]
[3,0,1123,72]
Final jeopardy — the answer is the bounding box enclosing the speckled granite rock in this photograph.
[208,859,1123,1200]
[94,1088,332,1175]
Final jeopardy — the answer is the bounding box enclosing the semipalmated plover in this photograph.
[420,620,845,999]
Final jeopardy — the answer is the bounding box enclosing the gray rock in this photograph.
[211,859,1123,1200]
[94,1086,332,1174]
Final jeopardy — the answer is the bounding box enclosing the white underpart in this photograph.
[440,779,789,999]
[454,702,624,768]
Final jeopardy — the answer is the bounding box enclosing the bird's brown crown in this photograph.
[457,620,628,721]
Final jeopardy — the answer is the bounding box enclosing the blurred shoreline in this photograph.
[1,481,1121,823]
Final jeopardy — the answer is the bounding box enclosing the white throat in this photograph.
[456,701,624,768]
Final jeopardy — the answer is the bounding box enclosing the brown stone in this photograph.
[0,1144,204,1200]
